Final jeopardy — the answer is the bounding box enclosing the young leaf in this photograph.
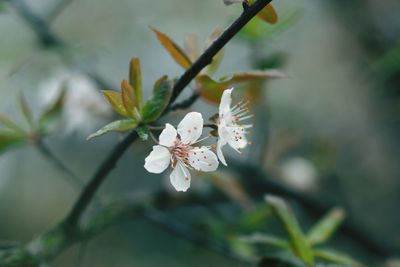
[247,1,278,24]
[0,115,25,134]
[129,58,143,111]
[265,195,314,267]
[0,132,26,154]
[198,70,284,104]
[313,249,362,267]
[151,27,192,69]
[87,119,137,140]
[121,80,137,119]
[135,125,149,141]
[102,90,129,117]
[240,233,289,249]
[142,76,172,123]
[307,208,345,246]
[18,94,34,129]
[38,88,65,134]
[258,4,278,24]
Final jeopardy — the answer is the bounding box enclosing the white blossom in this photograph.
[216,88,254,166]
[38,70,111,134]
[144,112,219,192]
[280,157,317,192]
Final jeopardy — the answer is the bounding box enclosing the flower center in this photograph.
[170,140,191,167]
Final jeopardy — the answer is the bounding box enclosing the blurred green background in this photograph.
[0,0,399,266]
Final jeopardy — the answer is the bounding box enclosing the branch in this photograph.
[63,0,273,232]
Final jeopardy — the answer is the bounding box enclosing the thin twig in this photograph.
[168,92,200,111]
[36,139,84,189]
[47,0,76,23]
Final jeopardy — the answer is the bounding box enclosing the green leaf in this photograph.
[142,76,173,123]
[18,94,34,129]
[307,208,345,246]
[0,132,26,154]
[129,58,143,111]
[102,90,129,117]
[314,249,362,267]
[38,89,65,134]
[121,80,137,119]
[240,233,289,249]
[265,195,314,267]
[151,27,192,69]
[87,119,138,140]
[0,115,25,134]
[135,125,149,141]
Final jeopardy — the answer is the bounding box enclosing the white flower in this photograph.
[216,88,254,166]
[38,70,111,134]
[144,112,219,192]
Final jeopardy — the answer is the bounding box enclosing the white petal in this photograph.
[216,139,227,166]
[225,126,248,151]
[188,146,219,172]
[159,123,177,147]
[177,112,203,144]
[219,88,233,116]
[169,161,191,192]
[144,145,171,173]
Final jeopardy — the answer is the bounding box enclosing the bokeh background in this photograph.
[0,0,399,266]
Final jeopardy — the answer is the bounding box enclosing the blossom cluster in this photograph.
[144,88,254,192]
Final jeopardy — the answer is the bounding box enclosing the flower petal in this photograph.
[225,126,248,151]
[219,88,233,116]
[144,145,171,173]
[188,146,219,172]
[159,123,177,147]
[216,139,227,166]
[169,161,191,192]
[177,112,203,144]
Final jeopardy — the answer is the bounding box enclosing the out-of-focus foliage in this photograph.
[0,92,65,154]
[239,196,361,267]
